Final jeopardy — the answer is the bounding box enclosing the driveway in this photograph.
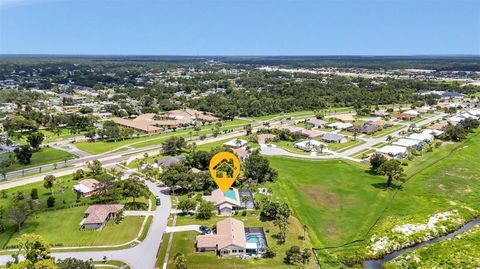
[165,225,200,233]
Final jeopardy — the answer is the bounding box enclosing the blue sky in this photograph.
[0,0,479,55]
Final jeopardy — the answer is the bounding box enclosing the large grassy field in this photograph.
[266,157,392,246]
[270,130,480,267]
[4,147,76,173]
[75,119,251,154]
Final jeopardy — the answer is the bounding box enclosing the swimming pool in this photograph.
[224,188,237,200]
[246,232,267,250]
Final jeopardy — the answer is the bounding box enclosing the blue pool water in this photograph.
[246,233,267,249]
[224,189,236,200]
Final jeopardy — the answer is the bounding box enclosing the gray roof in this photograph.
[322,133,345,142]
[156,156,186,167]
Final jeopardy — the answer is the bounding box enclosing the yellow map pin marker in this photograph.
[209,151,240,193]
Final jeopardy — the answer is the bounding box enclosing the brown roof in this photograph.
[232,148,249,159]
[395,113,415,119]
[196,218,246,249]
[427,123,446,131]
[111,117,162,132]
[79,179,99,190]
[83,204,124,225]
[373,120,395,127]
[332,114,355,122]
[301,129,325,138]
[257,134,276,143]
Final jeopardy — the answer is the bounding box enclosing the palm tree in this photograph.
[386,135,393,144]
[353,132,358,141]
[319,144,325,153]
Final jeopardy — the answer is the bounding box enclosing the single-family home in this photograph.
[223,139,248,149]
[372,119,395,128]
[377,145,408,159]
[203,188,255,216]
[195,218,267,256]
[322,133,347,143]
[421,129,443,137]
[348,124,379,134]
[73,179,100,197]
[372,110,390,117]
[408,132,434,143]
[301,129,325,139]
[427,123,446,131]
[447,116,465,125]
[257,133,276,144]
[156,156,186,168]
[332,114,355,122]
[232,148,250,161]
[393,138,425,151]
[327,122,353,130]
[306,118,327,127]
[280,125,304,134]
[403,110,420,117]
[395,113,416,120]
[293,140,327,152]
[80,204,124,229]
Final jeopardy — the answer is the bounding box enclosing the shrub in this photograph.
[47,196,56,208]
[263,247,276,258]
[30,188,39,200]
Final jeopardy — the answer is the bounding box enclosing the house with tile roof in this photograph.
[80,204,124,229]
[73,179,99,197]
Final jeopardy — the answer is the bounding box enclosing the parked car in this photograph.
[199,226,211,234]
[155,196,161,206]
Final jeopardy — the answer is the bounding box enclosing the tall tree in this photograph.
[13,145,33,165]
[43,175,56,196]
[122,177,149,203]
[378,159,406,188]
[26,132,44,151]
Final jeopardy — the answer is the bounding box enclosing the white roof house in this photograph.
[408,132,434,143]
[223,139,248,148]
[393,138,425,150]
[327,122,353,130]
[403,110,420,117]
[377,145,408,158]
[422,129,443,137]
[467,109,480,117]
[447,116,465,125]
[293,140,326,152]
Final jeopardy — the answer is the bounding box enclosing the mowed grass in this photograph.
[75,119,251,154]
[0,206,144,248]
[4,147,76,172]
[160,212,315,269]
[380,130,480,220]
[266,157,392,246]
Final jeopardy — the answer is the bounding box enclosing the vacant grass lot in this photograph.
[4,147,76,172]
[160,212,315,269]
[266,157,392,246]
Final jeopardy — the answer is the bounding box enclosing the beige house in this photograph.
[203,188,242,216]
[73,179,100,197]
[196,218,246,256]
[80,204,124,229]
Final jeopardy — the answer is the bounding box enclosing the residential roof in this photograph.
[393,138,422,147]
[157,156,186,167]
[301,129,325,138]
[73,179,99,194]
[327,122,353,129]
[232,148,249,159]
[332,114,355,122]
[408,132,434,142]
[427,123,446,131]
[223,139,248,148]
[322,133,345,142]
[83,204,124,225]
[279,125,304,133]
[377,145,408,156]
[257,133,276,144]
[196,218,246,249]
[307,118,327,126]
[203,188,241,207]
[372,119,395,127]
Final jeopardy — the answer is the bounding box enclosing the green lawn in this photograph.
[160,211,315,269]
[367,125,405,138]
[274,140,320,155]
[266,157,392,246]
[0,175,148,249]
[40,129,86,144]
[0,206,144,248]
[75,119,251,154]
[4,147,76,173]
[327,139,365,152]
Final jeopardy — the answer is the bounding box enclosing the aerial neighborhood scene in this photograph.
[0,0,479,268]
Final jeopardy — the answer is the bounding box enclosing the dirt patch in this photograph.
[301,185,340,210]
